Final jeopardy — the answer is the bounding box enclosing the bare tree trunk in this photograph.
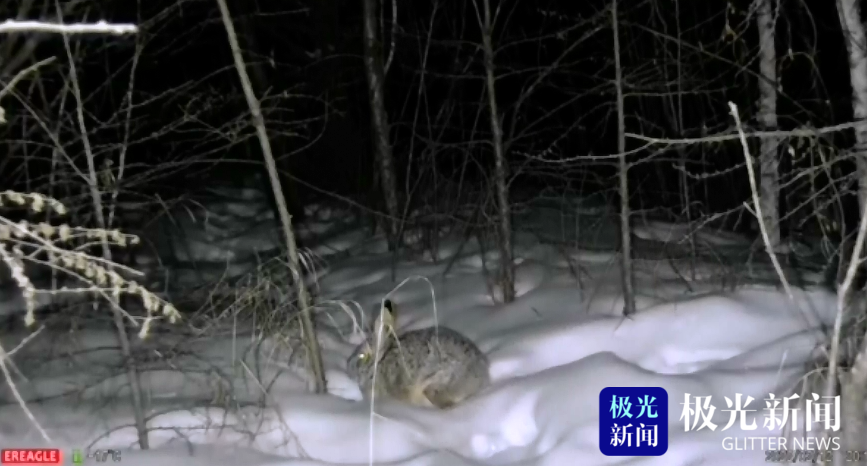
[835,0,867,453]
[612,0,635,315]
[234,0,305,224]
[825,0,867,455]
[362,0,401,250]
[842,332,867,454]
[215,0,327,393]
[59,30,151,448]
[838,0,867,212]
[829,191,867,460]
[479,0,515,303]
[756,0,780,250]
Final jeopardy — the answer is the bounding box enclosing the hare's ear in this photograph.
[377,299,397,331]
[383,299,397,321]
[371,299,397,360]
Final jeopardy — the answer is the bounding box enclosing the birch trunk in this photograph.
[612,0,635,315]
[216,0,327,393]
[362,0,401,250]
[835,0,867,452]
[479,0,516,303]
[756,0,780,249]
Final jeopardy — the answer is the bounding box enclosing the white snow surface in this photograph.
[0,195,841,466]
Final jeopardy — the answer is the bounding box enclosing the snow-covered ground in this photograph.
[0,189,843,466]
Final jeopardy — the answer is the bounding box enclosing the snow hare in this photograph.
[346,299,490,409]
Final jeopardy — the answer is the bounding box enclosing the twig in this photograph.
[729,102,794,300]
[0,340,51,442]
[0,57,56,101]
[626,120,865,145]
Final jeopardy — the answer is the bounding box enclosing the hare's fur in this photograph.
[347,324,490,409]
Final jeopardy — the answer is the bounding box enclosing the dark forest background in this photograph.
[0,0,855,240]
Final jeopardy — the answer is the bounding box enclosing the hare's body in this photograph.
[347,325,490,409]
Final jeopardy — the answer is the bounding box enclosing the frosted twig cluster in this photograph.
[0,190,179,337]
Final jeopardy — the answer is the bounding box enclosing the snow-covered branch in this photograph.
[0,20,137,35]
